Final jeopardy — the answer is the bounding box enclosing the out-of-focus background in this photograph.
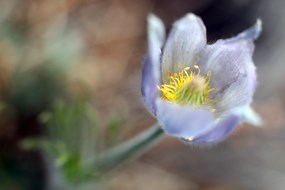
[0,0,285,189]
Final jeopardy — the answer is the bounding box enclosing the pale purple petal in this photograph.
[156,99,214,138]
[191,114,240,144]
[198,20,261,112]
[141,15,165,115]
[161,13,206,82]
[225,19,262,44]
[141,56,158,115]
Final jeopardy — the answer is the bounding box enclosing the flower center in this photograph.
[159,65,215,107]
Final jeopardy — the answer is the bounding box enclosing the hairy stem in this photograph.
[96,123,164,172]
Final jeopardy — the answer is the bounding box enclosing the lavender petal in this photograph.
[156,99,214,138]
[199,21,261,112]
[141,15,165,115]
[191,114,240,144]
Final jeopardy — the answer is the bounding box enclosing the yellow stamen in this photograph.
[158,65,215,107]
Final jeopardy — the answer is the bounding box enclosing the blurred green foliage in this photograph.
[7,64,64,117]
[0,1,131,189]
[105,106,127,148]
[40,100,100,182]
[22,98,127,188]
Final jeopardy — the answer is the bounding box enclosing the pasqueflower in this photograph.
[141,13,262,144]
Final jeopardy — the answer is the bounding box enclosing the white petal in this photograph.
[241,106,262,126]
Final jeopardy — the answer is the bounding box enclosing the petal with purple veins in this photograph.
[198,21,261,112]
[161,13,207,82]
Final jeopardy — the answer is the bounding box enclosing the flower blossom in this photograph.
[141,13,262,144]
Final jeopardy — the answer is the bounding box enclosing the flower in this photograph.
[141,13,262,144]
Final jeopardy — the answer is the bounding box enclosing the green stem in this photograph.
[96,123,164,172]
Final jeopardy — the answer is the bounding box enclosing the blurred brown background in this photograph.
[1,0,285,189]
